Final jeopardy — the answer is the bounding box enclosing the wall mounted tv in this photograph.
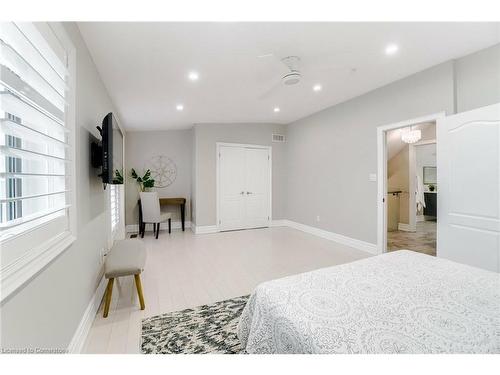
[91,112,124,187]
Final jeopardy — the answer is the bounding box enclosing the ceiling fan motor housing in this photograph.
[282,71,302,85]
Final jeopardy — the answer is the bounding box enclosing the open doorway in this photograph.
[386,122,437,255]
[377,112,444,255]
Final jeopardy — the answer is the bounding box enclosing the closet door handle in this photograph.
[240,191,245,195]
[246,191,253,195]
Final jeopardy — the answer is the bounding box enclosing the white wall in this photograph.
[193,123,287,226]
[124,130,192,227]
[416,143,437,190]
[455,44,500,112]
[0,22,119,350]
[128,123,287,228]
[388,144,410,225]
[286,43,500,245]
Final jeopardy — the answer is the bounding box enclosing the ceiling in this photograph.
[77,22,500,131]
[387,122,436,160]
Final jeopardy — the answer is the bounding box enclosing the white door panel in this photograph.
[220,199,246,230]
[449,122,498,218]
[218,144,271,231]
[219,146,246,230]
[437,103,500,272]
[245,148,270,228]
[446,225,499,271]
[245,195,269,228]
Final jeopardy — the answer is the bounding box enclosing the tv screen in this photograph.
[101,112,123,184]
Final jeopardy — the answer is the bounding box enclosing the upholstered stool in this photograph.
[103,239,146,318]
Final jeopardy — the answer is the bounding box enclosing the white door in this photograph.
[219,146,247,231]
[218,145,271,231]
[437,103,500,272]
[244,148,271,228]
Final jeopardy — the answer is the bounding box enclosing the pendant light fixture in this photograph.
[401,126,422,144]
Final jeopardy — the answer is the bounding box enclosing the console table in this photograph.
[138,197,186,235]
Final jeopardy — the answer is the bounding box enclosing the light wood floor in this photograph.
[83,226,370,354]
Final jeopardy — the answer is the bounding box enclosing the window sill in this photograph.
[0,231,76,303]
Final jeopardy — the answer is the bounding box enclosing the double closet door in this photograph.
[217,144,271,231]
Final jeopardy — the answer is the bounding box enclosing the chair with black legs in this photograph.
[139,192,171,239]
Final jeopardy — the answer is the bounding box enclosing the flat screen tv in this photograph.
[91,112,124,186]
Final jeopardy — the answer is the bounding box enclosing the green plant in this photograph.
[112,169,124,184]
[131,168,155,192]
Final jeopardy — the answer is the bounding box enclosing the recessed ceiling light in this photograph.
[385,44,399,55]
[313,84,322,92]
[176,104,184,111]
[188,71,199,81]
[273,107,280,113]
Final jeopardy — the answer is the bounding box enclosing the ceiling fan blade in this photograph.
[300,63,354,82]
[258,78,283,100]
[281,56,301,72]
[257,53,274,59]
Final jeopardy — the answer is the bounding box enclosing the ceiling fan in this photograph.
[257,53,354,100]
[280,56,302,85]
[258,55,302,99]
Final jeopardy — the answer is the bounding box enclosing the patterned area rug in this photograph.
[141,295,249,354]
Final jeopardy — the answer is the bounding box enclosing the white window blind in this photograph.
[0,23,72,249]
[110,184,119,233]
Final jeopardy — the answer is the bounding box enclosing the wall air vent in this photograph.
[272,134,286,143]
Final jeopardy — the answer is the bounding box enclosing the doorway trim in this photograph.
[216,142,273,232]
[376,112,445,254]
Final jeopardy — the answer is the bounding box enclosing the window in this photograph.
[4,135,23,222]
[0,22,75,300]
[110,184,119,234]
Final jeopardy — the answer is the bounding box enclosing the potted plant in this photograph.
[112,169,124,184]
[131,168,155,192]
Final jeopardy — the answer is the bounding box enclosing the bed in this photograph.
[237,250,500,353]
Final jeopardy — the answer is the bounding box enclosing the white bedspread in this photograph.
[237,250,500,353]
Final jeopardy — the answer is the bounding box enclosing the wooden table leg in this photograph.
[181,202,185,231]
[134,274,145,310]
[103,278,114,318]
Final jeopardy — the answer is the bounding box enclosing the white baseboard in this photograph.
[270,219,289,227]
[126,221,191,233]
[398,223,415,232]
[127,217,377,254]
[67,275,107,353]
[195,219,377,254]
[417,215,436,222]
[192,224,218,234]
[281,220,378,255]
